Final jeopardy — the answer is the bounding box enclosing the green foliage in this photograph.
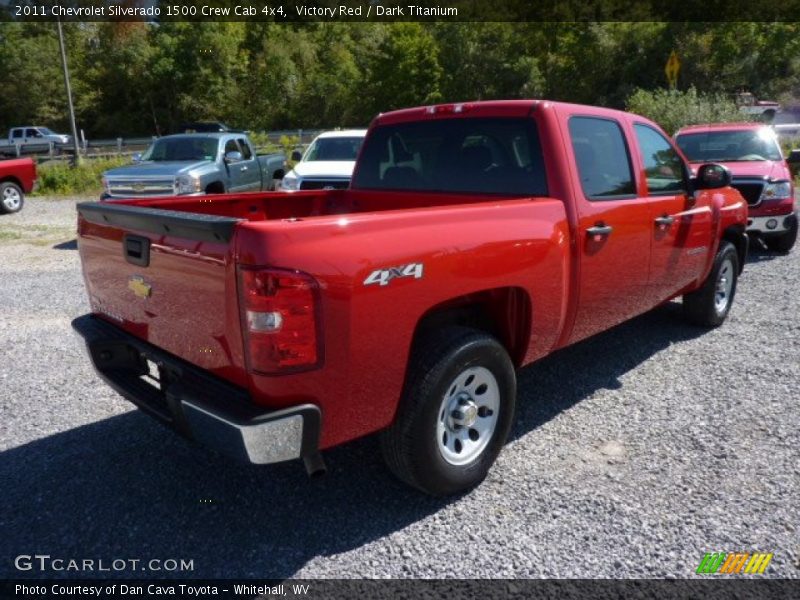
[33,157,129,196]
[626,87,747,135]
[1,23,799,138]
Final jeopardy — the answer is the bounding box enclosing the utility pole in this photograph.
[56,17,81,166]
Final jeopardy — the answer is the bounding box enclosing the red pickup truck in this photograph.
[0,157,37,214]
[73,100,747,495]
[675,123,799,253]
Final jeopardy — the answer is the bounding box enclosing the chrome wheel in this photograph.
[714,257,734,314]
[436,366,500,466]
[2,186,21,212]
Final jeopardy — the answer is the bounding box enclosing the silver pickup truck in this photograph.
[101,133,286,200]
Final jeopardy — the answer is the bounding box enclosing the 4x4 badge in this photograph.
[364,263,424,287]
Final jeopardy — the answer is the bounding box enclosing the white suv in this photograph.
[280,129,367,191]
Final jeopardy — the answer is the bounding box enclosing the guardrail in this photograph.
[0,129,328,161]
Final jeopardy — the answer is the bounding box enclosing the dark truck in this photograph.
[101,133,286,200]
[73,100,747,496]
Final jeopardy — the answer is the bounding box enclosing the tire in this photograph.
[764,216,798,254]
[380,327,516,496]
[0,181,24,214]
[682,241,739,327]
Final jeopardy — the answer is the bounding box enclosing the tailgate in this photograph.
[76,202,248,387]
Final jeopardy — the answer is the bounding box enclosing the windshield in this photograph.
[38,127,55,135]
[675,129,782,162]
[303,137,363,161]
[141,137,218,162]
[351,117,548,196]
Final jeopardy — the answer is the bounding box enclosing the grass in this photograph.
[0,224,75,246]
[0,230,24,241]
[32,156,131,197]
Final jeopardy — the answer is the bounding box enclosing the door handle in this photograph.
[240,166,248,172]
[655,215,675,227]
[586,223,613,237]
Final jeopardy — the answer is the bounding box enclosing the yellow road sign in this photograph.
[665,50,681,88]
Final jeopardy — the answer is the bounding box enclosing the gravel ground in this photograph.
[1,196,798,580]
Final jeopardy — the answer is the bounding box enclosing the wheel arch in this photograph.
[0,176,24,190]
[205,181,226,194]
[410,287,532,368]
[722,224,748,274]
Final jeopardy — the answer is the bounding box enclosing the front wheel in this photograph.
[380,327,516,496]
[683,241,739,327]
[0,181,24,214]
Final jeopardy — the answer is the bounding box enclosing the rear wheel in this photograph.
[381,327,516,496]
[0,181,24,214]
[764,216,798,254]
[683,241,739,327]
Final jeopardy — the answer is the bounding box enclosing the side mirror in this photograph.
[787,149,800,165]
[224,150,243,163]
[694,163,731,190]
[131,153,142,163]
[291,150,303,162]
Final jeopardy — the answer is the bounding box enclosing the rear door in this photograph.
[631,123,713,305]
[565,114,653,344]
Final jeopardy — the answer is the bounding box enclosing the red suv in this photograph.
[675,123,798,253]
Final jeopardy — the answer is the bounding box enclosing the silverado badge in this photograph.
[128,275,152,299]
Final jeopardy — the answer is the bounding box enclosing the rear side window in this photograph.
[568,117,635,200]
[11,129,22,139]
[634,124,686,194]
[351,117,547,196]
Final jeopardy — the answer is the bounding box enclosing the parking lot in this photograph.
[1,196,798,579]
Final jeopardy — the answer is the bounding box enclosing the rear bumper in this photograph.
[746,212,797,235]
[72,314,321,465]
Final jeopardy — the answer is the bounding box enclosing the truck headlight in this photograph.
[101,177,110,194]
[280,172,299,191]
[761,181,792,201]
[175,174,202,195]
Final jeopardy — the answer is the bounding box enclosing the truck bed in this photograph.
[77,188,569,448]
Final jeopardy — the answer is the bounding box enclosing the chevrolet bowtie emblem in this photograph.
[128,276,152,298]
[132,183,145,192]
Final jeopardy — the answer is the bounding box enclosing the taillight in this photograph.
[238,267,322,374]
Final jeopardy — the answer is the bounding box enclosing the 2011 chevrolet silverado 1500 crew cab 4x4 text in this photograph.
[73,100,748,496]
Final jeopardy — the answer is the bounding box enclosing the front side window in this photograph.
[236,138,252,160]
[634,124,687,194]
[568,117,635,200]
[351,118,547,196]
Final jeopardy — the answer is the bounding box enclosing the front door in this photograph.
[632,123,713,305]
[566,115,653,345]
[235,137,260,191]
